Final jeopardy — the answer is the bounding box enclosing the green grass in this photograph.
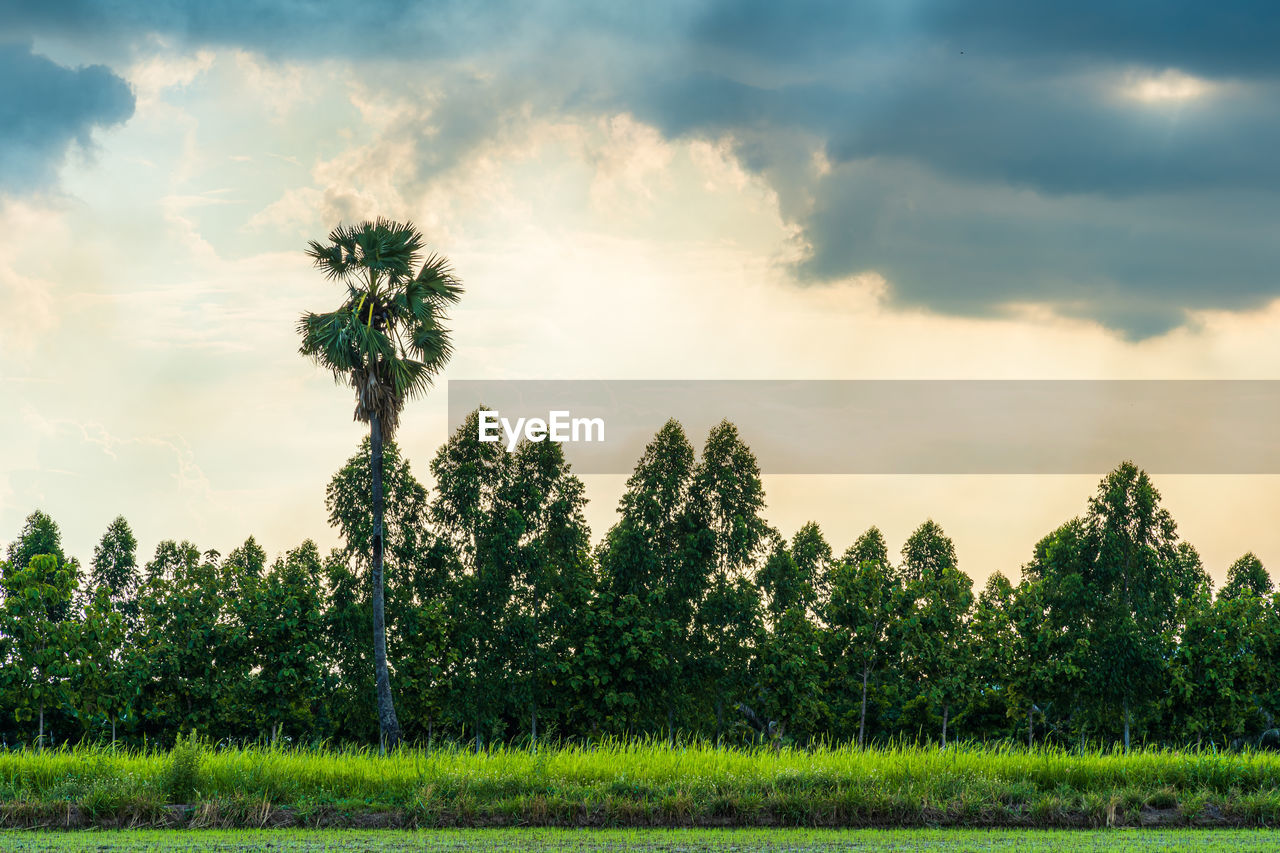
[1,741,1280,828]
[2,828,1280,851]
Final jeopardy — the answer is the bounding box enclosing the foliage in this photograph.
[4,742,1280,830]
[165,731,203,803]
[1,433,1278,753]
[2,829,1279,851]
[90,516,139,616]
[6,509,66,572]
[1222,552,1274,601]
[826,528,904,748]
[298,219,461,440]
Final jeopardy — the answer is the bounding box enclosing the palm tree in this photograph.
[297,218,462,749]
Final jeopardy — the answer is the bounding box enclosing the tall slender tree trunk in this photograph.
[531,702,538,753]
[858,663,871,749]
[38,703,44,749]
[1123,699,1131,753]
[370,414,401,752]
[1028,706,1034,749]
[941,704,949,748]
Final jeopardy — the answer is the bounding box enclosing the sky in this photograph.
[2,0,1279,587]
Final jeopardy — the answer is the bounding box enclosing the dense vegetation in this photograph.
[5,827,1280,851]
[3,741,1280,829]
[1,414,1278,753]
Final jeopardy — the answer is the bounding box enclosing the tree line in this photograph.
[2,412,1278,752]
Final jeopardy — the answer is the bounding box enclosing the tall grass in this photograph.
[2,739,1279,827]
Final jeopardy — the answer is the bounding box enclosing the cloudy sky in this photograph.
[3,1,1279,586]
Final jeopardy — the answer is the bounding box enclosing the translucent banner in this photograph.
[446,380,1280,474]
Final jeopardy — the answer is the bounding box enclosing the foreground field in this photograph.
[2,828,1280,852]
[2,742,1280,829]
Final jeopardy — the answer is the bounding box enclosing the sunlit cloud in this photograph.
[125,47,216,109]
[1118,68,1218,104]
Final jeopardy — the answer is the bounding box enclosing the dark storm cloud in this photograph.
[688,0,1280,79]
[5,0,1279,335]
[1,0,421,52]
[0,40,135,194]
[639,0,1280,195]
[630,0,1280,335]
[796,161,1280,337]
[0,0,581,61]
[929,1,1280,77]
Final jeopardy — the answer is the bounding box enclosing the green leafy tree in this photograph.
[899,521,972,746]
[753,528,830,744]
[1013,521,1093,747]
[700,571,764,742]
[429,421,594,747]
[754,601,826,744]
[429,410,520,748]
[1255,594,1280,736]
[248,541,328,741]
[298,218,462,749]
[1081,462,1206,750]
[689,421,769,740]
[901,519,956,584]
[90,516,139,621]
[1171,588,1270,745]
[595,419,700,738]
[1221,553,1273,601]
[74,586,131,744]
[223,537,267,585]
[389,538,454,745]
[6,510,66,571]
[1,554,78,746]
[826,527,904,747]
[6,510,78,622]
[134,542,231,740]
[505,437,594,748]
[966,573,1018,742]
[218,536,268,733]
[760,523,830,621]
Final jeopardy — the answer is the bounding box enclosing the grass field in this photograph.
[2,828,1280,852]
[2,741,1280,829]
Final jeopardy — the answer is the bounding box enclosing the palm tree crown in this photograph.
[298,218,463,440]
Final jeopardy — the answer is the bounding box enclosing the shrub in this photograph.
[165,732,204,804]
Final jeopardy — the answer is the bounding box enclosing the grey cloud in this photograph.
[0,40,135,194]
[6,0,1280,335]
[618,1,1280,335]
[928,0,1280,77]
[796,160,1280,337]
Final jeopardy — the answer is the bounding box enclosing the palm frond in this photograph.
[305,241,352,281]
[413,254,464,305]
[297,310,363,380]
[409,320,455,370]
[387,356,438,402]
[299,220,463,440]
[350,317,395,364]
